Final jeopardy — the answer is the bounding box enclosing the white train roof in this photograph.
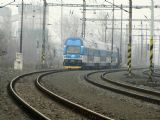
[83,40,117,51]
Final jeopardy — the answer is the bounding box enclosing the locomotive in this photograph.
[63,37,120,69]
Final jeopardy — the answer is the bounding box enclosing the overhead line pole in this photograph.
[141,21,143,62]
[61,0,63,48]
[81,0,86,39]
[41,0,47,66]
[104,13,109,43]
[20,0,24,53]
[127,0,132,76]
[13,0,23,70]
[104,19,107,43]
[149,0,154,80]
[111,0,115,67]
[146,24,148,64]
[120,4,123,64]
[125,24,128,65]
[159,36,160,66]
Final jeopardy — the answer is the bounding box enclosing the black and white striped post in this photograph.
[149,0,154,80]
[127,43,131,75]
[149,36,153,79]
[127,0,132,76]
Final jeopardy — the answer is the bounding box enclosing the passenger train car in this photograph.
[63,37,120,69]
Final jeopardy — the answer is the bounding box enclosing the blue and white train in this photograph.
[63,37,120,69]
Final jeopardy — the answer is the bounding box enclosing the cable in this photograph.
[0,0,15,8]
[104,0,128,12]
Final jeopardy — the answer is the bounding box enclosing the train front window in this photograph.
[67,46,80,54]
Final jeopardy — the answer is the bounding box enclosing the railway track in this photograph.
[8,69,113,120]
[84,69,160,105]
[8,69,55,120]
[143,69,160,77]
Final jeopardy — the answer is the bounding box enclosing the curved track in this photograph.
[8,69,113,120]
[8,69,54,120]
[143,69,160,77]
[84,69,160,105]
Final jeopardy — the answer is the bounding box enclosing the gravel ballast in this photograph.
[1,68,160,120]
[16,74,88,120]
[41,70,160,120]
[0,67,31,120]
[105,69,160,91]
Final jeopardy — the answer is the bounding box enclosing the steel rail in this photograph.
[102,70,160,96]
[84,69,160,105]
[8,69,57,120]
[143,70,160,77]
[36,70,114,120]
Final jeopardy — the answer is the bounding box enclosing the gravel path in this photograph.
[41,70,160,120]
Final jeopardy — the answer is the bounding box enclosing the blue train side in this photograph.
[63,37,120,69]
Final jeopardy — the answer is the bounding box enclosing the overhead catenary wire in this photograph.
[0,0,15,8]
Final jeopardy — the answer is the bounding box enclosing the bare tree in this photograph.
[62,15,80,39]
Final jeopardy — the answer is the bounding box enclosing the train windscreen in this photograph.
[67,46,80,54]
